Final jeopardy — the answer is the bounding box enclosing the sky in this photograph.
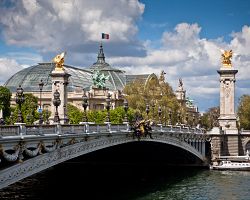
[0,0,250,112]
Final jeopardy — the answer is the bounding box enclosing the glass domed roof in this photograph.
[4,63,96,93]
[4,44,152,93]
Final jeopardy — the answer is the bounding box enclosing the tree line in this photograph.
[1,84,250,130]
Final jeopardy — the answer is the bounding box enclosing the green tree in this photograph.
[123,77,180,124]
[237,95,250,130]
[0,86,12,120]
[8,93,39,124]
[200,106,219,130]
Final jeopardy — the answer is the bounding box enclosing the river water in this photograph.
[1,161,250,200]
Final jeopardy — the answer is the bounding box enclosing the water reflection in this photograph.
[1,162,250,200]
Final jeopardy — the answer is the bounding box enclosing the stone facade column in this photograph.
[217,68,238,132]
[50,69,71,124]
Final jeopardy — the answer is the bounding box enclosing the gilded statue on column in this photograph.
[221,49,232,67]
[52,52,66,71]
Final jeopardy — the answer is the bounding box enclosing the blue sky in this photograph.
[0,0,250,112]
[138,0,250,42]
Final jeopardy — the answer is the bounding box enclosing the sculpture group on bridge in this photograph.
[131,119,154,140]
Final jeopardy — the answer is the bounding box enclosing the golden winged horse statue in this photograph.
[221,49,233,67]
[52,52,66,71]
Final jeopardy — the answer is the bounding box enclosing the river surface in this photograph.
[1,161,250,200]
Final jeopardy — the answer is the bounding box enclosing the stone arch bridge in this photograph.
[0,123,209,190]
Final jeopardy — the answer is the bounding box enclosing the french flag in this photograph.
[102,33,109,39]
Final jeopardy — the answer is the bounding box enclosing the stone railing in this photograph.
[0,123,131,137]
[0,123,206,137]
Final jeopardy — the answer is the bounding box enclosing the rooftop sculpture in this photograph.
[92,70,110,89]
[178,78,183,90]
[159,70,166,84]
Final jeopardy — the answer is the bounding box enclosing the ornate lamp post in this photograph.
[82,91,88,122]
[177,110,181,125]
[152,101,155,121]
[53,90,61,123]
[38,79,44,125]
[15,85,25,123]
[0,102,4,125]
[185,113,189,125]
[123,98,129,123]
[158,106,162,124]
[146,103,150,120]
[192,114,196,127]
[168,108,172,125]
[106,93,111,123]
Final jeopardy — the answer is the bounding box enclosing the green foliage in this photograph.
[110,106,137,124]
[237,95,250,130]
[87,110,106,124]
[67,103,83,124]
[0,86,12,119]
[7,93,39,124]
[67,103,137,124]
[200,106,219,130]
[123,77,180,124]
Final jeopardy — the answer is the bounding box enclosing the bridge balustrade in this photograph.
[88,124,105,133]
[162,125,173,132]
[171,126,182,132]
[0,123,206,138]
[180,126,190,133]
[26,125,57,135]
[0,125,20,137]
[61,124,90,134]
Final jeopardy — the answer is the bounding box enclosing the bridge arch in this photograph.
[0,133,206,190]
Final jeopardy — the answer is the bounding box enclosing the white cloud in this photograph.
[109,23,250,112]
[0,0,145,58]
[0,58,23,85]
[230,25,250,80]
[1,0,250,113]
[4,52,43,67]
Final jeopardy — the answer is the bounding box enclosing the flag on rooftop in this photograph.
[102,33,109,39]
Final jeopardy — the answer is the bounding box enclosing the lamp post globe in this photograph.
[105,93,111,122]
[53,90,61,123]
[158,106,162,124]
[123,98,129,122]
[146,103,150,120]
[168,108,172,125]
[38,79,44,125]
[82,91,88,122]
[15,85,25,123]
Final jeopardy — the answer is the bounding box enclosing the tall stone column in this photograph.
[217,50,238,156]
[217,57,238,132]
[50,52,71,124]
[50,69,70,124]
